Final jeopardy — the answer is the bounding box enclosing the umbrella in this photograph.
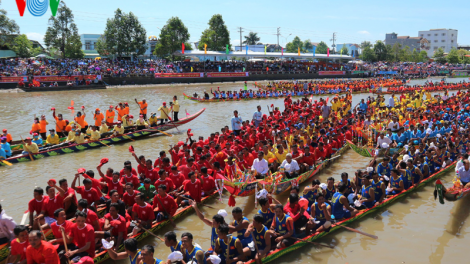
[95,67,101,70]
[149,68,155,71]
[95,57,101,60]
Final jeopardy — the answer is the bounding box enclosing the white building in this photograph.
[80,34,102,58]
[418,29,458,57]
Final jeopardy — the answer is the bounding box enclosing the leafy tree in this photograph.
[154,17,191,60]
[433,48,446,63]
[390,43,402,62]
[0,0,20,47]
[243,32,261,45]
[410,48,419,62]
[303,40,313,51]
[103,9,147,58]
[315,41,328,54]
[446,48,459,64]
[11,34,41,57]
[340,45,348,56]
[94,36,109,56]
[373,40,388,61]
[457,49,470,64]
[399,46,411,62]
[44,2,83,58]
[418,50,428,62]
[361,46,376,62]
[286,36,303,53]
[198,14,231,51]
[360,41,372,50]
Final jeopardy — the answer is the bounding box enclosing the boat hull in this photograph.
[346,140,401,158]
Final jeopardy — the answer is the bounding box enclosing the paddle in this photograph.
[161,106,180,133]
[38,223,47,241]
[176,194,216,209]
[122,134,136,142]
[96,140,111,148]
[138,224,165,242]
[61,228,72,264]
[144,128,173,137]
[339,225,378,239]
[0,158,12,166]
[290,237,334,248]
[20,136,34,161]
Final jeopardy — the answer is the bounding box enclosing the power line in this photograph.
[330,32,336,53]
[238,27,243,51]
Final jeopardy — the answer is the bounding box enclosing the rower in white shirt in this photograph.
[251,151,269,179]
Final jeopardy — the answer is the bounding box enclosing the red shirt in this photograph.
[169,172,186,188]
[201,176,216,194]
[50,220,74,246]
[120,175,140,190]
[75,186,101,205]
[122,190,140,207]
[28,197,45,216]
[169,150,180,165]
[10,238,30,261]
[42,195,64,218]
[153,194,178,216]
[119,168,137,177]
[345,130,352,141]
[82,175,102,192]
[132,202,156,222]
[69,223,95,257]
[178,164,196,179]
[26,241,60,264]
[104,213,128,239]
[84,209,101,231]
[283,203,310,222]
[243,153,255,167]
[104,177,124,196]
[183,179,202,202]
[300,153,316,166]
[154,178,175,192]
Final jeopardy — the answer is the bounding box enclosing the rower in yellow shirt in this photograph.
[99,121,109,134]
[274,144,288,164]
[148,113,158,126]
[67,123,80,141]
[157,102,171,125]
[135,115,149,129]
[122,114,134,128]
[46,129,60,145]
[88,126,101,141]
[171,95,180,121]
[22,137,39,155]
[113,122,125,136]
[68,129,85,144]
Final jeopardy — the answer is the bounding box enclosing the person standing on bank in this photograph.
[231,110,242,135]
[171,96,180,121]
[253,105,262,127]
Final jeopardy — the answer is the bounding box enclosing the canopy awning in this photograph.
[173,50,353,60]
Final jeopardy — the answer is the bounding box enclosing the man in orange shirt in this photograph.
[31,118,41,136]
[52,110,68,137]
[1,129,13,143]
[92,108,104,127]
[115,103,126,122]
[135,99,148,120]
[39,115,49,140]
[105,106,115,126]
[26,230,60,264]
[74,111,88,133]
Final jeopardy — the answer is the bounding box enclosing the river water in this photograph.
[0,77,469,264]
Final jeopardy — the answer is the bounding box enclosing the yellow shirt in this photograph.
[122,115,134,127]
[172,100,180,112]
[99,124,108,134]
[264,151,275,163]
[114,125,125,135]
[70,134,85,144]
[149,116,158,126]
[158,106,170,120]
[274,150,287,163]
[46,134,60,145]
[136,119,148,126]
[89,130,101,141]
[67,131,76,141]
[23,142,39,153]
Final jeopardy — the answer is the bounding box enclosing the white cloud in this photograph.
[25,32,45,43]
[358,31,371,35]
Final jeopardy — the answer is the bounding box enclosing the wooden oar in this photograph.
[139,225,165,242]
[155,195,176,227]
[290,237,334,248]
[0,158,12,166]
[145,128,173,137]
[339,225,378,239]
[162,108,181,133]
[176,194,216,209]
[38,223,47,241]
[96,140,111,148]
[122,134,135,142]
[61,228,72,264]
[20,136,34,161]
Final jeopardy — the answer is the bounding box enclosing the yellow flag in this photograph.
[264,45,267,55]
[298,47,300,56]
[204,44,207,54]
[191,67,193,72]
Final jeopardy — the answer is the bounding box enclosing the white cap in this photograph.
[367,167,373,173]
[383,176,390,181]
[348,193,356,204]
[217,209,228,218]
[101,239,114,250]
[208,255,221,264]
[256,189,268,199]
[404,145,409,150]
[381,143,389,148]
[168,252,183,262]
[320,183,327,190]
[403,154,410,162]
[437,134,442,138]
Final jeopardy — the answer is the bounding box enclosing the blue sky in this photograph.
[3,0,469,48]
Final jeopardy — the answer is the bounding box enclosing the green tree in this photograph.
[303,40,313,52]
[373,40,388,61]
[399,46,411,62]
[103,9,147,58]
[198,14,231,51]
[11,34,41,57]
[243,32,261,45]
[411,48,419,62]
[418,50,428,62]
[0,0,20,47]
[315,41,329,54]
[457,49,470,64]
[340,45,348,56]
[94,36,109,56]
[360,41,372,50]
[390,43,402,62]
[446,48,459,63]
[361,46,376,61]
[44,2,83,58]
[285,36,303,53]
[433,48,446,63]
[154,17,191,60]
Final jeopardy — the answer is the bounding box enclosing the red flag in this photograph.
[327,48,330,57]
[281,47,283,56]
[15,0,26,16]
[182,43,185,54]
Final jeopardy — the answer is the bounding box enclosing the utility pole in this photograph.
[238,27,244,51]
[330,32,336,53]
[276,27,281,51]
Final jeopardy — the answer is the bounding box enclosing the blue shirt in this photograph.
[1,142,11,157]
[231,116,243,131]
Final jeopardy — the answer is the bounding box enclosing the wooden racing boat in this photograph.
[0,108,205,166]
[244,161,456,264]
[434,179,470,204]
[221,145,349,197]
[346,140,401,158]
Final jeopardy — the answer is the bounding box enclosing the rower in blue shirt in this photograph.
[182,233,206,264]
[377,157,393,179]
[231,207,253,247]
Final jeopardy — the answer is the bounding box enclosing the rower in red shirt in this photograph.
[122,183,140,210]
[179,172,202,204]
[178,157,197,179]
[120,166,140,190]
[169,166,186,189]
[72,174,101,206]
[36,181,66,227]
[97,167,124,197]
[26,231,60,264]
[132,193,155,229]
[298,146,316,172]
[153,151,167,168]
[242,148,255,167]
[119,161,137,177]
[101,203,127,250]
[49,209,74,249]
[77,199,101,231]
[62,211,96,259]
[154,169,175,192]
[28,187,45,230]
[199,167,216,197]
[7,225,29,264]
[344,126,352,141]
[153,184,178,223]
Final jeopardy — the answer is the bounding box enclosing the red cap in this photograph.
[100,157,109,165]
[124,102,129,105]
[2,129,6,132]
[77,168,86,174]
[33,133,38,136]
[178,141,184,146]
[48,179,57,186]
[129,145,135,153]
[65,119,69,123]
[163,102,167,105]
[51,107,55,111]
[129,115,133,119]
[109,105,114,108]
[25,137,31,140]
[77,256,94,264]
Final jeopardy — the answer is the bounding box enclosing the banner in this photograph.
[439,70,450,74]
[452,71,470,77]
[318,71,345,76]
[404,71,420,74]
[352,71,367,74]
[0,75,97,83]
[154,72,204,78]
[377,71,398,75]
[207,72,249,78]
